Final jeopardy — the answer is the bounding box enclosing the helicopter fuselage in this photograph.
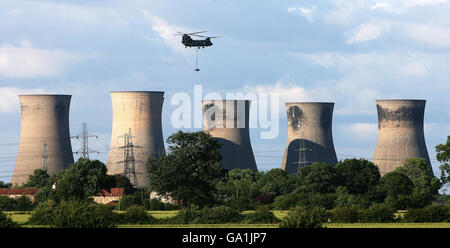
[181,34,213,48]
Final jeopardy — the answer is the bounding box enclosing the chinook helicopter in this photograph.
[173,31,221,48]
[174,31,221,71]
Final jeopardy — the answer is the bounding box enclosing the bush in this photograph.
[166,206,244,224]
[279,206,327,228]
[272,193,300,210]
[329,207,362,223]
[0,196,16,211]
[424,205,450,222]
[14,196,34,211]
[52,201,118,228]
[28,200,58,225]
[245,206,280,224]
[403,208,428,222]
[362,204,395,223]
[121,205,157,224]
[195,206,244,224]
[0,210,20,228]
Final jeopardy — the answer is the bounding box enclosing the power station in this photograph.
[12,95,74,185]
[202,100,258,172]
[281,102,337,174]
[106,91,165,187]
[373,99,431,175]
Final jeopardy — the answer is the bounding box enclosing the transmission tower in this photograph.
[42,143,48,171]
[72,122,98,159]
[294,131,311,173]
[117,128,138,186]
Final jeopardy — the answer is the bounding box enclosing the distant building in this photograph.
[0,188,40,202]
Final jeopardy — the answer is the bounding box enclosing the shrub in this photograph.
[28,200,58,225]
[329,207,362,223]
[148,198,180,210]
[424,205,450,222]
[0,196,16,211]
[272,193,300,210]
[52,201,118,228]
[0,210,20,228]
[362,204,396,223]
[167,206,244,224]
[403,209,428,222]
[245,206,280,224]
[279,206,326,228]
[121,205,157,224]
[253,194,276,205]
[14,196,34,211]
[195,206,244,224]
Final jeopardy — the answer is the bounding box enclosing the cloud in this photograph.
[347,23,386,44]
[141,10,191,56]
[339,123,378,140]
[287,6,316,22]
[0,42,82,78]
[404,24,450,49]
[0,87,47,113]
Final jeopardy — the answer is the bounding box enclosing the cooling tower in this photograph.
[281,102,337,174]
[373,99,431,175]
[106,91,165,187]
[12,95,74,185]
[202,100,257,172]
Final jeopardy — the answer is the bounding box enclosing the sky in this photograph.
[0,0,449,183]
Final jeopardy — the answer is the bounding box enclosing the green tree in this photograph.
[22,169,50,188]
[147,131,225,207]
[335,159,381,195]
[113,174,136,195]
[35,158,115,203]
[436,136,450,188]
[0,181,11,188]
[295,162,338,194]
[395,158,441,207]
[216,169,259,210]
[256,168,292,196]
[379,171,414,209]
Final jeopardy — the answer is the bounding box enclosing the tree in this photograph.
[257,168,292,196]
[113,174,136,195]
[395,158,441,207]
[335,159,381,195]
[0,181,11,188]
[216,169,259,210]
[295,162,338,194]
[436,136,450,189]
[147,131,225,207]
[35,158,115,203]
[22,169,50,188]
[379,171,414,209]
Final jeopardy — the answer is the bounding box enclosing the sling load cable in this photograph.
[194,47,200,71]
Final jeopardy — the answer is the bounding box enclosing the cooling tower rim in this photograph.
[110,91,164,94]
[376,99,426,102]
[285,101,334,104]
[19,94,72,97]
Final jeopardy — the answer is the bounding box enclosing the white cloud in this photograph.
[0,87,47,113]
[287,6,316,22]
[339,123,378,140]
[404,24,450,49]
[347,23,386,44]
[141,10,191,56]
[0,42,82,78]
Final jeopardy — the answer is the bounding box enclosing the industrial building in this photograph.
[106,91,165,187]
[202,100,258,171]
[373,99,432,175]
[281,102,337,174]
[12,95,74,185]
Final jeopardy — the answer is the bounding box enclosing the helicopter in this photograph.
[173,31,221,71]
[174,31,221,48]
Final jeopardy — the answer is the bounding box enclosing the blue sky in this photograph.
[0,0,449,183]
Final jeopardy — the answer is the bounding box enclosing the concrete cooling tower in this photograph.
[281,102,337,174]
[12,95,74,185]
[202,100,257,172]
[373,99,431,175]
[106,91,165,187]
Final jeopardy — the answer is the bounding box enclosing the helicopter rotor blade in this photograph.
[208,36,222,39]
[185,31,208,35]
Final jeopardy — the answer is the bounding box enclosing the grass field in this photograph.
[5,210,450,228]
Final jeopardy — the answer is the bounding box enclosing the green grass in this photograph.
[5,210,450,228]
